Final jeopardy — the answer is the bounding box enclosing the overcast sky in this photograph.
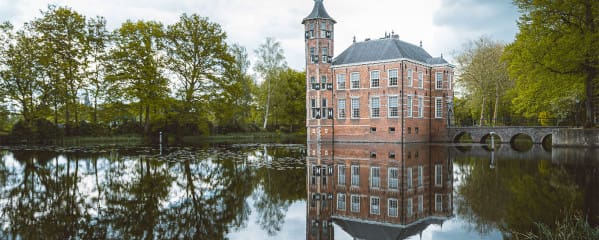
[1,0,520,72]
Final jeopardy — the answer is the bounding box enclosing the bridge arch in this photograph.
[480,133,503,144]
[541,134,552,151]
[452,132,473,143]
[510,133,534,152]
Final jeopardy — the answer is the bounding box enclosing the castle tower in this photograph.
[303,0,335,142]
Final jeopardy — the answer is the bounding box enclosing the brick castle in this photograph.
[303,0,455,143]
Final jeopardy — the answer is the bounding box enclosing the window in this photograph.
[407,95,413,117]
[351,165,360,186]
[389,69,398,86]
[436,72,443,89]
[370,196,380,215]
[435,164,443,186]
[435,97,443,119]
[370,167,380,188]
[417,96,424,118]
[407,167,413,189]
[418,195,424,213]
[351,195,360,212]
[338,165,346,185]
[418,166,423,187]
[338,99,346,119]
[309,23,315,38]
[337,73,346,90]
[418,71,424,88]
[320,22,326,38]
[337,193,346,210]
[310,47,316,63]
[386,198,398,217]
[407,69,413,87]
[435,194,443,212]
[351,98,360,118]
[311,98,320,119]
[388,96,398,118]
[322,47,328,63]
[370,71,380,88]
[350,72,360,89]
[449,74,452,90]
[370,97,380,118]
[407,198,413,217]
[388,168,399,189]
[322,98,328,119]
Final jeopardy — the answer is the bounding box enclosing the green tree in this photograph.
[456,37,512,126]
[504,0,599,127]
[85,16,111,124]
[165,14,234,133]
[268,68,305,132]
[254,38,287,130]
[107,20,168,134]
[32,5,89,129]
[0,24,43,122]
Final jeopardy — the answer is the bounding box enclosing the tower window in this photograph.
[322,47,328,63]
[320,22,326,38]
[309,23,314,38]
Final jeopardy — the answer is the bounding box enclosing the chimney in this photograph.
[419,40,422,48]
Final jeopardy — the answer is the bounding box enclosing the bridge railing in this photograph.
[452,117,577,127]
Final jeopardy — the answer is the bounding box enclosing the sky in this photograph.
[1,0,521,74]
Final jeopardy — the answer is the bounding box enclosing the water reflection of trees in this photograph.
[454,156,583,237]
[0,146,306,238]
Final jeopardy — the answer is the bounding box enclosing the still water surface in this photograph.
[0,143,596,239]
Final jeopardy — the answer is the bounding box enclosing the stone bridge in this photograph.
[448,126,566,144]
[450,143,552,160]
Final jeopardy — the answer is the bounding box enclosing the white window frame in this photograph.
[407,198,413,217]
[407,95,413,118]
[370,167,380,188]
[370,97,380,118]
[350,72,360,89]
[337,98,346,119]
[388,96,398,118]
[435,193,443,212]
[417,96,424,118]
[435,97,443,119]
[370,196,380,215]
[336,73,346,90]
[406,167,413,189]
[418,165,423,187]
[418,71,424,88]
[370,70,380,88]
[388,69,398,86]
[435,164,443,186]
[338,165,346,185]
[351,97,360,119]
[388,167,399,190]
[351,194,360,212]
[388,198,398,217]
[407,69,413,87]
[337,193,346,210]
[322,47,328,63]
[436,72,443,89]
[351,164,360,186]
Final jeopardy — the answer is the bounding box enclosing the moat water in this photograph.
[0,142,596,239]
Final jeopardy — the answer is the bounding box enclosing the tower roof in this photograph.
[302,0,336,24]
[333,38,449,66]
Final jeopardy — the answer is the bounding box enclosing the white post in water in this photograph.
[490,131,495,151]
[159,131,163,155]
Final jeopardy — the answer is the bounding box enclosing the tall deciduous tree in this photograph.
[85,16,111,124]
[108,20,168,134]
[33,5,89,128]
[165,14,234,130]
[0,23,44,122]
[456,37,512,126]
[504,0,599,127]
[254,38,287,130]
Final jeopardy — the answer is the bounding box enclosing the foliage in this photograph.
[504,0,599,127]
[513,213,599,240]
[253,38,288,130]
[455,36,513,126]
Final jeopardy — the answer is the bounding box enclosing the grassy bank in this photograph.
[58,135,144,146]
[182,132,306,144]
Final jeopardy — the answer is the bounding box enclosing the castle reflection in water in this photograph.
[306,143,453,239]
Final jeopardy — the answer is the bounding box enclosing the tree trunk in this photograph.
[263,78,271,130]
[493,84,499,126]
[585,68,596,127]
[479,96,486,126]
[145,104,150,134]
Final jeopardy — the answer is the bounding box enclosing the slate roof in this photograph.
[332,38,449,66]
[302,0,336,24]
[333,216,447,240]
